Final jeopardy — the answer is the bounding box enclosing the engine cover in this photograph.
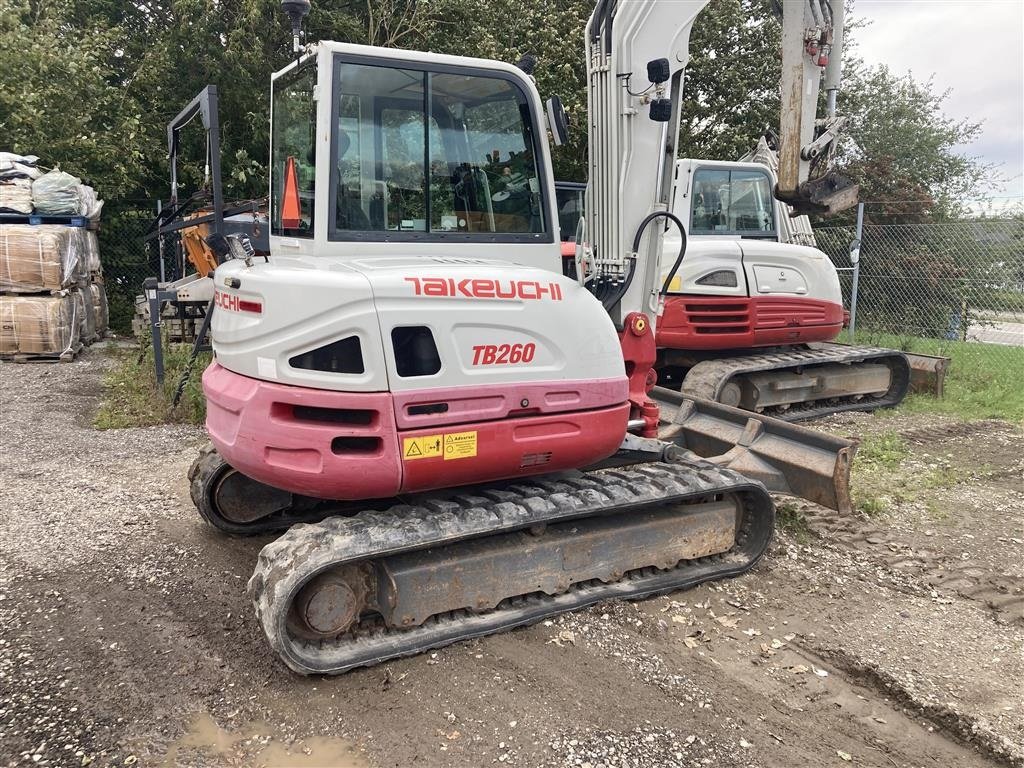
[203,255,631,499]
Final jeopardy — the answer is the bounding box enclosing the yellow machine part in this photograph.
[181,213,218,278]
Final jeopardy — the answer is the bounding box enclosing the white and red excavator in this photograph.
[190,0,888,674]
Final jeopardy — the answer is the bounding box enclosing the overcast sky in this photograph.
[849,0,1024,204]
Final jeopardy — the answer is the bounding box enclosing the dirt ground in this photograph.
[1,352,1021,768]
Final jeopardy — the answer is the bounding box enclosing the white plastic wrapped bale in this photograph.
[73,287,96,343]
[83,230,102,275]
[0,178,33,214]
[0,293,81,357]
[89,278,109,335]
[78,185,104,221]
[31,169,82,215]
[0,152,42,182]
[0,224,83,292]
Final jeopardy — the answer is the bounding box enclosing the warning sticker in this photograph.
[403,434,442,460]
[443,431,478,460]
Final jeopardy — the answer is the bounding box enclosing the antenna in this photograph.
[281,0,311,54]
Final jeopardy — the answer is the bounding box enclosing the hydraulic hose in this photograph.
[601,211,688,313]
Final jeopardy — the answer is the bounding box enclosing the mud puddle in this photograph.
[159,713,366,767]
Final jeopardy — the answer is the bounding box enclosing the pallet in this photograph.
[0,213,96,229]
[1,341,84,364]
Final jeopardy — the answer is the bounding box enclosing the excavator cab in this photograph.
[269,49,556,257]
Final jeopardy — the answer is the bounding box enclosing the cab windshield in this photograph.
[330,58,547,240]
[690,168,776,237]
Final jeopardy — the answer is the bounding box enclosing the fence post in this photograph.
[157,199,166,283]
[848,202,864,343]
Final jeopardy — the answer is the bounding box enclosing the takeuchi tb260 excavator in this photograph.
[191,0,875,674]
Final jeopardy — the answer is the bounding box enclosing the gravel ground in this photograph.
[1,351,1021,768]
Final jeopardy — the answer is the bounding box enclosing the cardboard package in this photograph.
[0,224,83,292]
[89,279,109,335]
[73,288,96,343]
[0,293,80,356]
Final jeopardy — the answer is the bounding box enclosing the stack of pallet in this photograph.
[0,158,108,362]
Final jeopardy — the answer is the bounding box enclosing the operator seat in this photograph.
[336,128,371,230]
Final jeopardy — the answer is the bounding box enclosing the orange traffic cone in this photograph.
[282,156,301,229]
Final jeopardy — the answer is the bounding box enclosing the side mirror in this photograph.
[546,96,570,146]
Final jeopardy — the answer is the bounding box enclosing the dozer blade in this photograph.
[905,351,950,398]
[652,386,855,515]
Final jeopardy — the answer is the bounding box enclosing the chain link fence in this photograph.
[98,201,1024,370]
[815,216,1024,364]
[96,201,159,334]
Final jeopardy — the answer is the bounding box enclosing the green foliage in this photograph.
[856,431,909,470]
[679,0,781,161]
[834,64,990,223]
[95,342,208,428]
[1,0,995,254]
[775,501,812,543]
[0,0,147,197]
[850,431,907,517]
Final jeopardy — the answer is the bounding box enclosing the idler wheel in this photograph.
[213,470,292,524]
[288,566,372,639]
[719,381,743,408]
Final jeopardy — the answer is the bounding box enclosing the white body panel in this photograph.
[211,256,625,393]
[658,239,842,306]
[660,158,842,307]
[739,241,842,304]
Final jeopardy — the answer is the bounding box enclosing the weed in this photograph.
[856,431,908,470]
[855,495,888,517]
[95,342,209,428]
[775,501,813,543]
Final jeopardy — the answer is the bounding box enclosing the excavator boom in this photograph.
[776,0,859,214]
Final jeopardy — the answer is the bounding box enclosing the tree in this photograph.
[0,0,147,197]
[678,0,781,161]
[836,63,991,223]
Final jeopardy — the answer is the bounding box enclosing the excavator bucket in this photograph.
[777,173,860,217]
[653,387,856,515]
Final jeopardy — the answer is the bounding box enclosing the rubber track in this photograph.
[188,444,340,535]
[680,345,911,421]
[249,460,774,675]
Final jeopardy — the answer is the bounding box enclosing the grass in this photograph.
[853,331,1024,422]
[847,428,997,518]
[94,341,210,429]
[848,430,914,517]
[855,431,909,470]
[775,501,813,544]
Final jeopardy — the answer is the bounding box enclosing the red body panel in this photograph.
[656,295,844,350]
[203,362,629,500]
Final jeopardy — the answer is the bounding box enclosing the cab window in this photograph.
[330,59,547,240]
[271,61,316,237]
[690,168,776,237]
